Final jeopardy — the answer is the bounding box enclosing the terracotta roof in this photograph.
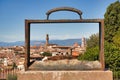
[0,53,7,58]
[52,46,71,49]
[14,47,22,51]
[73,42,79,47]
[72,51,80,57]
[30,46,39,49]
[48,44,58,46]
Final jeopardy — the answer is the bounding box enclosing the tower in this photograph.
[81,37,86,48]
[46,34,49,46]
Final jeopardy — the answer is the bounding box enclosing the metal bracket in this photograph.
[46,7,82,20]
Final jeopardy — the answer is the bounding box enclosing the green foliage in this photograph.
[7,74,17,80]
[86,33,99,49]
[113,30,120,47]
[78,46,99,61]
[104,1,120,72]
[78,33,99,61]
[42,52,52,56]
[104,1,120,43]
[105,41,120,71]
[113,71,120,79]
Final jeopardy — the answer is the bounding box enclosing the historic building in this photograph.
[39,34,87,57]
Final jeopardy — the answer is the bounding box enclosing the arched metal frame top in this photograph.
[46,7,82,20]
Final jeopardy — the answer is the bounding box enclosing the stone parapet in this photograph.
[18,70,113,80]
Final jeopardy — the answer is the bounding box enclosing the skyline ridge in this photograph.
[0,38,83,47]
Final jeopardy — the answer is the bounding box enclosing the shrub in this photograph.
[42,52,52,56]
[7,74,17,80]
[78,46,99,61]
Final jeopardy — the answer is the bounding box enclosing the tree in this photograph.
[78,33,99,61]
[104,41,120,71]
[112,30,120,47]
[104,1,120,72]
[42,52,52,56]
[104,1,120,43]
[78,46,99,61]
[86,33,99,49]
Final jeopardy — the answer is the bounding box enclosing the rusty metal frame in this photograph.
[24,19,104,71]
[46,7,82,20]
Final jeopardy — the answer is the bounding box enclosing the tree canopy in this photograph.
[104,1,120,44]
[86,33,99,49]
[104,1,120,71]
[78,33,99,61]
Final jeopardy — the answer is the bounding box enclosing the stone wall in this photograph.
[18,71,113,80]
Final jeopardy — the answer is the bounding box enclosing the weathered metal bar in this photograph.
[25,20,30,71]
[25,19,103,23]
[46,7,82,20]
[100,20,105,70]
[99,22,101,69]
[99,20,105,70]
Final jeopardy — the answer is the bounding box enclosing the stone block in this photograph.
[18,71,113,80]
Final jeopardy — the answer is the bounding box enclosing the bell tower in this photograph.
[46,34,49,46]
[81,37,86,48]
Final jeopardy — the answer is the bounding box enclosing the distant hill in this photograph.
[0,39,82,47]
[0,41,24,47]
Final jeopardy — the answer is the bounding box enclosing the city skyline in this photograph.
[0,0,115,42]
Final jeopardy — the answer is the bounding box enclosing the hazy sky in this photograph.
[31,23,99,40]
[0,0,116,42]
